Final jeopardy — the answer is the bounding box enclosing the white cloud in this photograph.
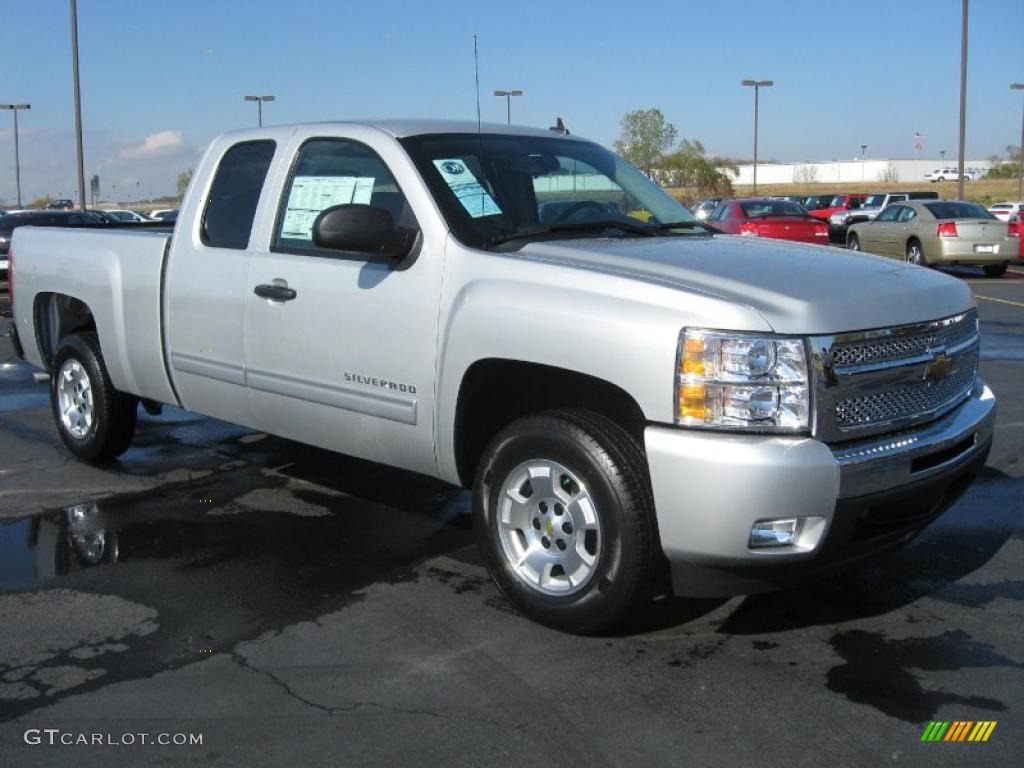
[118,130,184,160]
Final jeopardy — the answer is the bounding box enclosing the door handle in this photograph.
[254,283,297,302]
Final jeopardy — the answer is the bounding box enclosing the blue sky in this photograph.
[1,0,1022,202]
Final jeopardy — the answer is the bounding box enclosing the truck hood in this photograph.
[515,235,973,335]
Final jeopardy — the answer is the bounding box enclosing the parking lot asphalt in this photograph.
[0,269,1022,767]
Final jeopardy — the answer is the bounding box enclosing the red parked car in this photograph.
[708,198,829,244]
[810,193,868,221]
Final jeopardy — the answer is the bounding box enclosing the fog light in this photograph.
[749,518,800,548]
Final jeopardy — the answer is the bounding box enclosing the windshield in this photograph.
[400,133,695,248]
[863,194,887,207]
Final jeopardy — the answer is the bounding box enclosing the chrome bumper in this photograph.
[645,380,995,596]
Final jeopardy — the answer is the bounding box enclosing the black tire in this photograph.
[50,332,138,462]
[982,263,1008,278]
[473,409,660,634]
[847,233,860,251]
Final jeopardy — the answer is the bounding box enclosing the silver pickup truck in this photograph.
[8,120,996,633]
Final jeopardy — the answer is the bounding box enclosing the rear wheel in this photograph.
[847,233,860,251]
[50,332,138,462]
[473,409,659,634]
[906,239,927,266]
[983,263,1008,277]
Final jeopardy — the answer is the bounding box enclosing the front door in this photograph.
[243,132,444,477]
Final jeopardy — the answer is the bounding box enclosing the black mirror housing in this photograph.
[312,204,414,260]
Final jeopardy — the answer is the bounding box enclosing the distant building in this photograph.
[727,159,994,186]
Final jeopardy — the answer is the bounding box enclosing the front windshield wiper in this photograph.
[489,218,719,247]
[488,218,658,247]
[651,220,720,233]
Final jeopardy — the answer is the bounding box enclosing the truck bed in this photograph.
[12,226,179,406]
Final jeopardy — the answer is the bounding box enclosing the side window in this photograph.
[273,138,416,255]
[897,207,917,223]
[711,204,729,221]
[877,206,902,222]
[201,140,276,250]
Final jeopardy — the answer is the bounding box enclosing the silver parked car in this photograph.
[847,200,1015,277]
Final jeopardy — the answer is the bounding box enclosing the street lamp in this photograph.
[741,79,773,194]
[860,144,867,182]
[493,89,523,124]
[244,95,275,127]
[70,0,86,211]
[1012,83,1024,203]
[956,0,968,200]
[0,103,30,207]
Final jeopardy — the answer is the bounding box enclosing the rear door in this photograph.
[242,128,445,477]
[164,139,277,426]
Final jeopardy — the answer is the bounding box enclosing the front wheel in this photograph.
[983,263,1008,278]
[50,332,138,462]
[847,233,861,251]
[473,410,660,634]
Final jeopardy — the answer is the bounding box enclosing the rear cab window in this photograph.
[201,140,276,249]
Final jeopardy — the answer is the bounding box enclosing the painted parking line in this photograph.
[975,294,1024,309]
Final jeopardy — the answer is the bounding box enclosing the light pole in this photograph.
[741,79,773,194]
[244,95,275,127]
[493,89,523,124]
[941,149,946,160]
[70,0,86,211]
[0,103,30,207]
[860,144,867,181]
[1012,83,1024,202]
[956,0,969,200]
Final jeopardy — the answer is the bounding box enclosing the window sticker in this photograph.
[280,175,375,241]
[432,159,502,218]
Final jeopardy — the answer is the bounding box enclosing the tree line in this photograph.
[613,109,737,201]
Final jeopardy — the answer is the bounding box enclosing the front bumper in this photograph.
[645,380,996,597]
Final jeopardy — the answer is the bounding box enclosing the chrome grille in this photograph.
[830,312,978,367]
[834,364,977,428]
[811,310,980,442]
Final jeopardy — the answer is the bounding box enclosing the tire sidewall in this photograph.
[50,335,116,459]
[473,417,641,631]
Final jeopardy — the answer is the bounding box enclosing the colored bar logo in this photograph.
[921,721,997,742]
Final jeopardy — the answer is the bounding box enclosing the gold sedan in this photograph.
[846,200,1016,277]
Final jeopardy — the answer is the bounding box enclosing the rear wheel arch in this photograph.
[33,292,96,370]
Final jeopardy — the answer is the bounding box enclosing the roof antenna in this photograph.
[473,35,482,134]
[549,117,570,135]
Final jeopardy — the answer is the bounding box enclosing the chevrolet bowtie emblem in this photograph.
[924,350,953,383]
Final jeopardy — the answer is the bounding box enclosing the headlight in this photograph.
[676,329,810,432]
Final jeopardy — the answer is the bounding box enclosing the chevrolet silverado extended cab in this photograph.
[9,121,996,633]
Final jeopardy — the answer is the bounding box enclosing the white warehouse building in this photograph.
[728,159,995,186]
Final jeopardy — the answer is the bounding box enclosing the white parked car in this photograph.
[925,168,968,182]
[987,202,1023,222]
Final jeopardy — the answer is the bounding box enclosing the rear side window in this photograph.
[201,140,276,249]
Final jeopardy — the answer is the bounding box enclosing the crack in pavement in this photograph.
[229,649,527,731]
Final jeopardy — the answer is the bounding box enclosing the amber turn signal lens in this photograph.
[679,383,707,421]
[682,336,705,376]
